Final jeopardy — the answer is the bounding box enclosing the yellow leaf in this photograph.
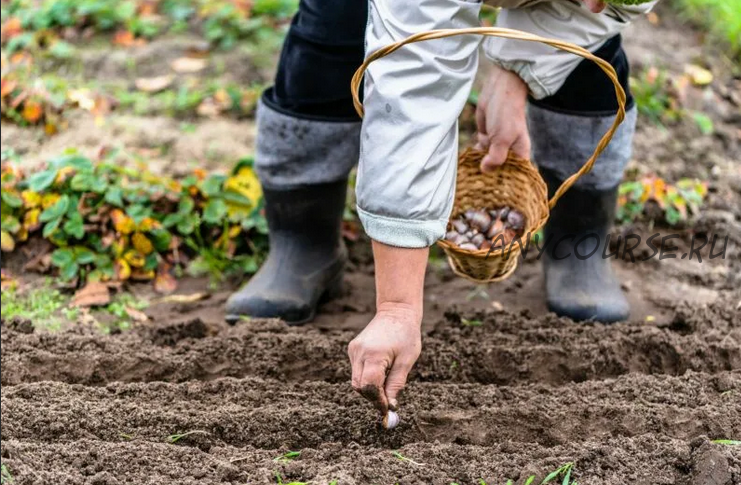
[131,268,155,281]
[111,235,128,257]
[124,249,146,268]
[132,232,154,255]
[684,64,713,86]
[21,190,41,209]
[224,166,262,209]
[16,226,28,242]
[0,231,15,252]
[228,225,241,238]
[55,166,75,184]
[23,208,40,232]
[110,209,136,234]
[41,193,60,209]
[115,258,131,280]
[137,217,161,232]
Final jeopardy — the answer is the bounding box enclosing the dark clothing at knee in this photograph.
[530,34,634,116]
[264,0,368,121]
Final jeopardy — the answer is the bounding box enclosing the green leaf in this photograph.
[51,248,75,267]
[203,198,227,224]
[74,247,96,265]
[70,172,108,193]
[201,175,226,197]
[150,228,172,252]
[222,190,252,207]
[162,213,183,228]
[525,477,535,485]
[692,112,714,135]
[63,213,85,239]
[176,215,197,235]
[52,154,94,172]
[42,218,62,238]
[1,191,23,208]
[178,196,195,214]
[40,195,70,222]
[26,169,58,192]
[1,215,21,234]
[104,187,124,207]
[233,156,255,173]
[562,466,572,485]
[144,253,159,271]
[60,261,80,281]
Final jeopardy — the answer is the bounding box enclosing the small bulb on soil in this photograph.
[383,410,400,430]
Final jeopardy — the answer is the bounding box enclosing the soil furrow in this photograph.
[2,302,739,388]
[2,372,738,450]
[2,435,739,485]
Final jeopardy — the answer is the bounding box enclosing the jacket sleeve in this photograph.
[356,0,482,248]
[483,0,658,99]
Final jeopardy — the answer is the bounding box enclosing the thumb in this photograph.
[481,141,510,173]
[384,362,412,411]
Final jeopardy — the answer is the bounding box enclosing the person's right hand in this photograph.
[347,304,422,415]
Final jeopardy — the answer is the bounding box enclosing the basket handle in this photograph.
[350,27,626,209]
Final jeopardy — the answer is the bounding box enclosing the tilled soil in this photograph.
[1,297,740,484]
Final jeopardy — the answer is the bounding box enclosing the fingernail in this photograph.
[389,399,398,411]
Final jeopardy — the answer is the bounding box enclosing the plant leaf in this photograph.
[203,198,227,224]
[0,231,15,252]
[63,213,85,239]
[40,195,69,222]
[27,169,58,192]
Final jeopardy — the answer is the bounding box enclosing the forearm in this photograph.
[484,1,659,99]
[356,0,482,249]
[373,241,428,319]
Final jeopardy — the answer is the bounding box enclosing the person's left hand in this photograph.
[475,64,531,172]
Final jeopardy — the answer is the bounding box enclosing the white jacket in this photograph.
[356,0,657,248]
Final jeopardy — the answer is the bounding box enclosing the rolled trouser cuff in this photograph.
[528,104,638,191]
[357,206,446,249]
[255,96,360,189]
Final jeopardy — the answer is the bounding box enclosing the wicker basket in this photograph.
[351,27,626,283]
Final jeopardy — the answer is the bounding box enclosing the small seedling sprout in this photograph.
[712,439,740,445]
[273,471,308,485]
[391,451,424,466]
[461,318,483,327]
[273,451,301,463]
[1,465,13,484]
[166,430,209,443]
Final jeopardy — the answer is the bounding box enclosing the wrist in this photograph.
[376,301,423,326]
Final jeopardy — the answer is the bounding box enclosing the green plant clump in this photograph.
[1,148,268,288]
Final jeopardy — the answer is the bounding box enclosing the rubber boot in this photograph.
[542,169,629,323]
[225,180,347,325]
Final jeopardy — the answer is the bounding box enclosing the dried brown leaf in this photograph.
[71,281,111,307]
